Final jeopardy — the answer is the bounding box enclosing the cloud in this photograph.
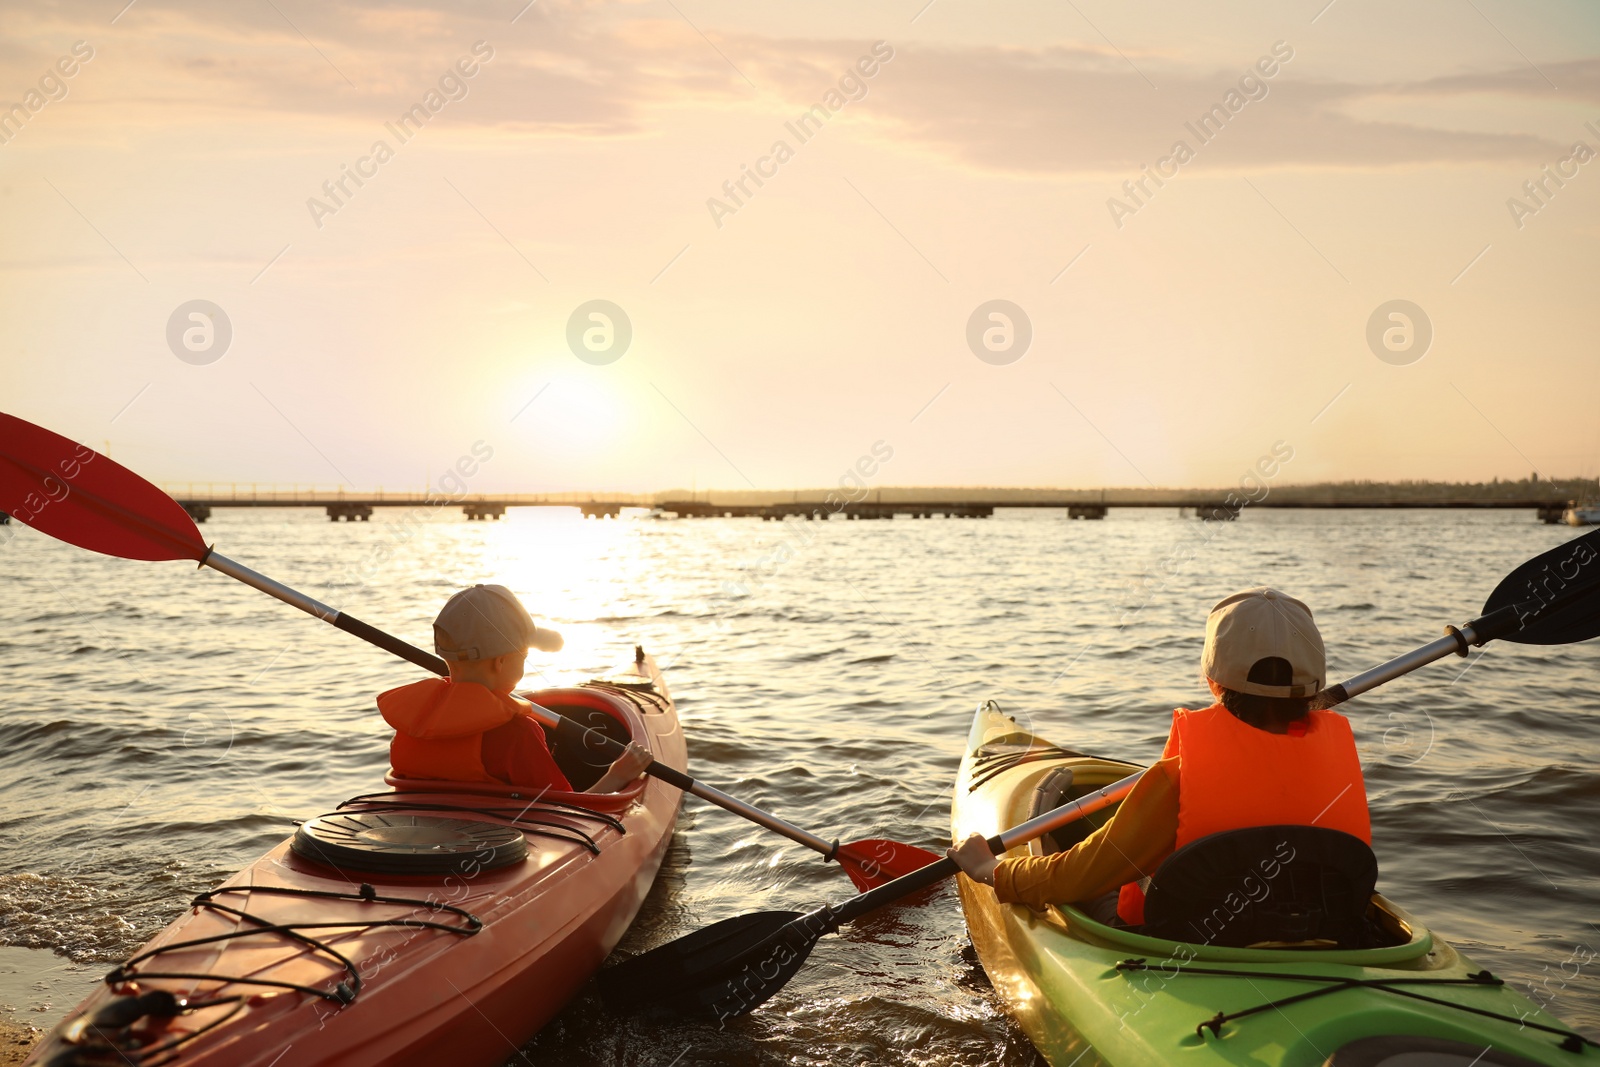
[1,2,1587,170]
[1393,56,1600,100]
[822,44,1586,174]
[0,1,736,137]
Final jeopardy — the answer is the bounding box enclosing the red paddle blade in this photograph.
[0,412,206,562]
[835,839,943,891]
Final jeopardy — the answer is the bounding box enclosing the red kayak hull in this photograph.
[29,656,685,1067]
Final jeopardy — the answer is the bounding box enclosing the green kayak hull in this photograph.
[952,702,1589,1066]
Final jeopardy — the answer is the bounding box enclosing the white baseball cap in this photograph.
[1201,587,1325,698]
[433,584,564,662]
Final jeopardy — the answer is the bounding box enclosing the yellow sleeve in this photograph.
[991,757,1180,911]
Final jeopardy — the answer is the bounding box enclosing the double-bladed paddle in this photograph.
[1318,527,1600,705]
[0,411,939,892]
[599,527,1600,1019]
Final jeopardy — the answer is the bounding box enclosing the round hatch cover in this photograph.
[292,814,526,874]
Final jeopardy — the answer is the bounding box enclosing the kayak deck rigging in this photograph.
[1114,958,1599,1052]
[345,789,628,831]
[332,790,629,854]
[110,884,483,1005]
[106,784,635,990]
[966,728,1125,794]
[73,884,482,1067]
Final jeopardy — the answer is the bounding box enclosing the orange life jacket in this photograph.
[377,677,526,783]
[1117,703,1370,925]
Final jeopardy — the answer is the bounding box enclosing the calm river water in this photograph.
[1,507,1596,1064]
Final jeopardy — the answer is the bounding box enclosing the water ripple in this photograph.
[1,509,1596,1062]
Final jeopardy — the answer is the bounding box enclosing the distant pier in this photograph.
[164,489,641,524]
[157,486,1579,524]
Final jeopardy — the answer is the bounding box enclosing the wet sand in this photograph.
[0,945,98,1065]
[0,1021,40,1066]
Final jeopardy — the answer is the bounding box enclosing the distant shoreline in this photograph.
[139,477,1600,506]
[651,479,1599,508]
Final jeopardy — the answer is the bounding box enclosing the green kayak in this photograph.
[952,701,1593,1066]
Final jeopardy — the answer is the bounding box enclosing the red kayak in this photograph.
[29,652,685,1067]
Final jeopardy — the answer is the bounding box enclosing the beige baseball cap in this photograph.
[433,584,564,662]
[1201,587,1325,698]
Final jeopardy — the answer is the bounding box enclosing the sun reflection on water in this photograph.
[473,506,652,674]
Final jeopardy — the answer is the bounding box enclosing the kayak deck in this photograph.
[30,655,685,1067]
[953,701,1589,1066]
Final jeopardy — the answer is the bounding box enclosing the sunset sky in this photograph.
[1,0,1597,494]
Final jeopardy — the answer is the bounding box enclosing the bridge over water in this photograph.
[147,486,1577,525]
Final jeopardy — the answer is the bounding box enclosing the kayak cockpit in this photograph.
[1048,891,1434,967]
[381,676,672,808]
[1021,759,1434,965]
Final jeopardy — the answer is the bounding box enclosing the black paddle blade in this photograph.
[600,855,962,1020]
[1481,529,1600,645]
[600,910,800,1014]
[600,908,830,1022]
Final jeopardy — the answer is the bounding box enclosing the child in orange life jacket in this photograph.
[378,584,652,793]
[948,587,1370,926]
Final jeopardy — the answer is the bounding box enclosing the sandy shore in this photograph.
[0,944,98,1064]
[0,1020,41,1066]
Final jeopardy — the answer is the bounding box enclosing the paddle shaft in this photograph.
[1321,606,1512,706]
[530,696,839,854]
[1320,588,1590,707]
[825,769,1144,927]
[201,550,843,858]
[203,549,439,663]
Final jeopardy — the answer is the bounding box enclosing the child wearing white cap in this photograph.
[948,587,1371,927]
[378,585,651,793]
